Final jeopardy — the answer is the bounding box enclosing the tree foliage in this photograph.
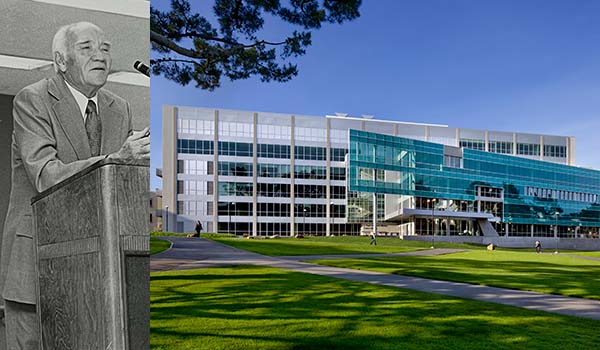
[150,0,361,90]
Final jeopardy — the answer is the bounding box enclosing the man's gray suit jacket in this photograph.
[0,75,132,305]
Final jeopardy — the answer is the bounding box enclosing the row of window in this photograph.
[217,163,346,180]
[177,120,350,148]
[525,186,598,203]
[459,138,566,158]
[215,203,346,217]
[177,139,348,161]
[216,182,347,198]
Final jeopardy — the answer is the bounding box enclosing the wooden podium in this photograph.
[32,159,149,350]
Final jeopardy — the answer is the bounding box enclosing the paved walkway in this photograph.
[151,237,600,320]
[564,253,600,262]
[278,248,467,261]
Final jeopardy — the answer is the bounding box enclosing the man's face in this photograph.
[62,24,112,96]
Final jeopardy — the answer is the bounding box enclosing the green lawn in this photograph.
[151,265,600,350]
[313,250,600,300]
[151,237,172,255]
[206,235,482,256]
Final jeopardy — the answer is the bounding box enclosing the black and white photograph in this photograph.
[0,1,149,348]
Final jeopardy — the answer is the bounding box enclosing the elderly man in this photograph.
[0,22,149,348]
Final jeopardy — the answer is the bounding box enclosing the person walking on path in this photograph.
[370,232,377,245]
[535,240,542,253]
[193,221,203,237]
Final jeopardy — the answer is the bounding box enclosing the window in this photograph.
[218,121,253,138]
[331,148,347,161]
[257,202,291,216]
[179,159,210,175]
[257,164,291,178]
[517,143,540,156]
[544,145,566,158]
[295,126,326,142]
[459,139,485,151]
[257,183,291,197]
[295,165,326,179]
[257,144,291,158]
[177,118,213,136]
[217,202,253,216]
[177,139,214,154]
[218,162,253,177]
[218,141,253,157]
[218,182,253,196]
[444,155,462,168]
[294,184,326,198]
[295,146,326,160]
[331,167,346,180]
[488,141,513,154]
[258,124,291,139]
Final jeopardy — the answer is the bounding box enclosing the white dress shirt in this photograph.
[64,80,99,122]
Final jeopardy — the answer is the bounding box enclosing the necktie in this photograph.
[85,100,102,156]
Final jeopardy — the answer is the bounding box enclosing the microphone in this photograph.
[134,60,150,77]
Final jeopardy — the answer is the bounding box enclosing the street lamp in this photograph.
[303,207,308,234]
[330,201,335,236]
[165,205,168,232]
[555,210,559,254]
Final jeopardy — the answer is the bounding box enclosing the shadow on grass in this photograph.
[150,266,600,350]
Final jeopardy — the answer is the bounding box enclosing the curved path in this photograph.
[151,237,600,320]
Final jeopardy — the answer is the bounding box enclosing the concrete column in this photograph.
[425,126,430,142]
[290,115,296,236]
[567,136,576,166]
[252,112,258,236]
[213,110,219,233]
[372,191,377,236]
[512,133,517,156]
[531,224,534,237]
[162,106,177,232]
[326,117,331,236]
[484,130,489,152]
[540,135,544,161]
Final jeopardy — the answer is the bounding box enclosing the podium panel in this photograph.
[32,160,149,350]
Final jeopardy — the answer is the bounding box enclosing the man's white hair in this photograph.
[51,22,102,72]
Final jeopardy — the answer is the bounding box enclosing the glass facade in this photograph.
[349,130,600,235]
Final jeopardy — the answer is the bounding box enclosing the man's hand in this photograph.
[108,127,150,162]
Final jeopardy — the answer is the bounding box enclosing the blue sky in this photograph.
[150,0,600,190]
